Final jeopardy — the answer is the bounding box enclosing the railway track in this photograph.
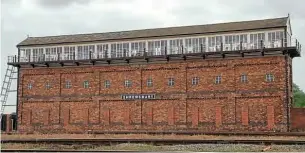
[2,138,305,145]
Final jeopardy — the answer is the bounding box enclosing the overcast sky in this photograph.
[1,0,305,113]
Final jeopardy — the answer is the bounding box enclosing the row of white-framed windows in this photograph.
[169,39,183,55]
[147,40,167,56]
[97,44,109,58]
[185,37,206,53]
[131,42,145,57]
[26,74,275,90]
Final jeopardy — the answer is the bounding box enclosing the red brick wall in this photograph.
[17,55,291,133]
[291,108,305,132]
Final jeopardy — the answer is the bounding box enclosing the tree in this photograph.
[293,83,305,107]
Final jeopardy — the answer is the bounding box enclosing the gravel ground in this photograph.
[2,143,305,152]
[2,133,305,141]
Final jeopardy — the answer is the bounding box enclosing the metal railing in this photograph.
[7,38,301,63]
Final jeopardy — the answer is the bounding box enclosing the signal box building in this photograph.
[8,16,301,133]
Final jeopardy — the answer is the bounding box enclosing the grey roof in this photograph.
[17,17,288,47]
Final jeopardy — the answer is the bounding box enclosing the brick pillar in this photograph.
[192,107,199,127]
[267,106,275,130]
[242,106,249,126]
[62,108,70,126]
[168,107,174,126]
[147,107,153,125]
[124,109,130,125]
[6,114,11,133]
[215,106,222,127]
[103,108,110,125]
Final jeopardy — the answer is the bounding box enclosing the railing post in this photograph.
[165,46,167,56]
[181,45,184,55]
[28,54,31,63]
[89,51,92,60]
[144,48,147,58]
[123,49,126,58]
[43,54,45,62]
[58,53,60,61]
[14,55,17,63]
[220,42,223,51]
[200,44,203,53]
[260,39,263,49]
[240,41,243,50]
[281,38,284,48]
[73,52,75,60]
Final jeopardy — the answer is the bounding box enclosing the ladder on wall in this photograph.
[0,65,17,122]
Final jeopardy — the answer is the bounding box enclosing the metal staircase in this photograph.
[0,65,17,122]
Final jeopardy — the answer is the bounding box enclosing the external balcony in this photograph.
[7,38,301,68]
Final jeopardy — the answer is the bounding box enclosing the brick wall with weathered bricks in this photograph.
[17,55,291,133]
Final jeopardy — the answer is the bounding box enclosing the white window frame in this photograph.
[27,83,33,90]
[168,78,175,86]
[83,80,89,88]
[65,80,72,89]
[45,82,51,89]
[266,73,274,82]
[192,77,199,85]
[147,78,153,87]
[215,75,221,84]
[104,80,111,88]
[124,80,132,88]
[241,74,247,83]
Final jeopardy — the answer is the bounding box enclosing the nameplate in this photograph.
[121,94,156,100]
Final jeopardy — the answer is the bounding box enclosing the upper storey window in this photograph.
[208,36,222,52]
[64,46,75,60]
[185,37,206,53]
[97,44,109,58]
[129,42,145,57]
[224,34,247,51]
[77,45,95,60]
[32,48,44,62]
[147,40,167,56]
[250,33,265,49]
[169,39,183,55]
[111,43,129,58]
[267,31,284,48]
[46,47,62,61]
